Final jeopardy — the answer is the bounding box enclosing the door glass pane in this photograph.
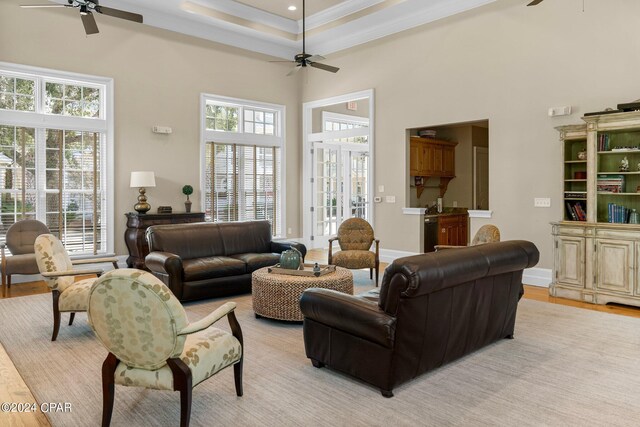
[350,152,369,219]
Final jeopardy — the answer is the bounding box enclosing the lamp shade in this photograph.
[130,171,156,188]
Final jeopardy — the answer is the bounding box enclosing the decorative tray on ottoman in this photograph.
[267,263,336,277]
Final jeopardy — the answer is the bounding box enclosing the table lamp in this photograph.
[130,171,156,214]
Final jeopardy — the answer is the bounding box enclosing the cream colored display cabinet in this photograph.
[552,111,640,308]
[551,222,640,307]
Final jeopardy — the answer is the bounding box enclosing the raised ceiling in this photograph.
[234,0,346,20]
[34,0,497,59]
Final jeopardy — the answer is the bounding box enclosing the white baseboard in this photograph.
[5,255,128,285]
[523,268,552,288]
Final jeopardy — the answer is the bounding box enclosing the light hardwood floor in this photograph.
[1,250,639,426]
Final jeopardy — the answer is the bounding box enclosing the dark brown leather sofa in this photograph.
[145,221,306,301]
[300,240,539,397]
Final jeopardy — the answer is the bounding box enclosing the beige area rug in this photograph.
[1,272,640,427]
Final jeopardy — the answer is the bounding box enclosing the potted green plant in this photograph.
[182,185,193,213]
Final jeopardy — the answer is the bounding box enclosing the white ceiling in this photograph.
[38,0,497,59]
[234,0,346,20]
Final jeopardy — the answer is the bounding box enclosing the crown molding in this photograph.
[303,0,386,30]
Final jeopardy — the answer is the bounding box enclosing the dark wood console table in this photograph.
[124,212,205,269]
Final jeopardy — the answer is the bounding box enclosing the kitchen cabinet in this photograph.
[409,137,457,178]
[437,214,468,246]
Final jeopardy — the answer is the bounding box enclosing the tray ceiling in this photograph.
[28,0,497,59]
[234,0,346,20]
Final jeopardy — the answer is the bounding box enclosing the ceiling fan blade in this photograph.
[96,5,143,23]
[307,55,325,62]
[309,62,340,73]
[269,60,296,63]
[286,66,302,77]
[81,12,99,35]
[20,4,68,8]
[527,0,544,6]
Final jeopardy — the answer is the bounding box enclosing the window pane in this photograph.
[15,78,34,96]
[46,82,63,98]
[0,77,14,93]
[43,81,101,119]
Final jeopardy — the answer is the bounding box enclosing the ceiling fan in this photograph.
[271,0,339,76]
[20,0,143,35]
[527,0,544,5]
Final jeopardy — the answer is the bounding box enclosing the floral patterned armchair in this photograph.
[34,234,119,341]
[328,218,380,286]
[435,224,501,251]
[87,269,244,427]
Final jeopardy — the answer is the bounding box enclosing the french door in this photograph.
[310,141,370,248]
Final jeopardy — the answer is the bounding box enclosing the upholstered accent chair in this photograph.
[87,269,244,427]
[328,218,380,286]
[1,219,50,289]
[34,234,119,341]
[435,224,500,251]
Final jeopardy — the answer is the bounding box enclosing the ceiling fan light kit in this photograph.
[20,0,143,35]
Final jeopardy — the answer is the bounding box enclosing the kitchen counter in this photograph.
[423,208,469,218]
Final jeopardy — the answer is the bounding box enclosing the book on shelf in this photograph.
[608,203,631,223]
[565,201,586,221]
[564,191,587,199]
[598,134,610,151]
[597,174,625,193]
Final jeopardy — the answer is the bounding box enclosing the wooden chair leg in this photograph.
[69,312,75,326]
[168,358,192,427]
[375,262,380,287]
[101,353,118,427]
[51,290,61,341]
[7,274,11,289]
[234,359,243,397]
[369,268,373,279]
[227,311,244,397]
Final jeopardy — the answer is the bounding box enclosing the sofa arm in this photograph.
[271,240,307,260]
[145,251,183,277]
[300,288,396,348]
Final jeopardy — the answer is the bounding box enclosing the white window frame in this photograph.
[0,61,115,257]
[199,93,286,237]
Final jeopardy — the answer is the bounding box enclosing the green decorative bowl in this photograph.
[280,248,302,270]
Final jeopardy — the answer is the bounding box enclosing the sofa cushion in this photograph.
[219,221,272,255]
[147,223,226,259]
[182,257,246,282]
[229,253,280,273]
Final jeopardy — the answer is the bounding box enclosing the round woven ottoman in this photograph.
[252,266,353,321]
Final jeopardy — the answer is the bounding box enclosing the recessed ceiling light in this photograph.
[288,6,297,11]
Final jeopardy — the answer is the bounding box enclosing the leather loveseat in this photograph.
[300,240,539,397]
[145,221,306,301]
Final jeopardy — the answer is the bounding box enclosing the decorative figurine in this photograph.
[313,263,321,273]
[577,149,587,160]
[637,162,640,171]
[620,156,629,172]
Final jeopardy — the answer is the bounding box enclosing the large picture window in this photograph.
[0,62,113,256]
[201,95,284,237]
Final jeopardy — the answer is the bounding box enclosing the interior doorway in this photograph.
[302,90,374,248]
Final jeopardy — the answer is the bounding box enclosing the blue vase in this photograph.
[280,248,302,270]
